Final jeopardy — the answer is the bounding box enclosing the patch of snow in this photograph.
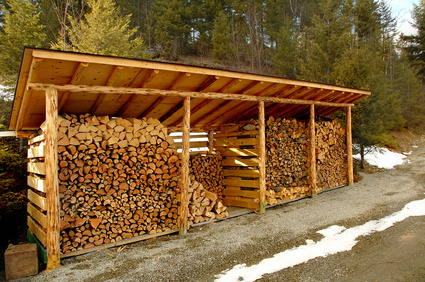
[413,145,418,148]
[404,151,412,155]
[215,198,425,282]
[353,147,406,169]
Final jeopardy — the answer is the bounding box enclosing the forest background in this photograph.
[0,0,425,261]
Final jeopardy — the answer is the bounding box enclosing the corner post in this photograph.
[258,101,266,213]
[346,106,354,185]
[179,97,190,234]
[45,88,60,270]
[309,105,317,196]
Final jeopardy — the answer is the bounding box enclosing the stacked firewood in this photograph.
[265,117,309,201]
[187,176,228,226]
[189,154,224,200]
[52,113,180,253]
[315,120,348,190]
[264,116,347,204]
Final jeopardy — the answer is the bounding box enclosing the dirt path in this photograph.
[11,141,425,282]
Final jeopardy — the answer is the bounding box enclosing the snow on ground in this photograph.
[215,197,425,282]
[353,146,407,169]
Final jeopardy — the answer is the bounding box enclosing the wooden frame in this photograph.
[9,49,365,271]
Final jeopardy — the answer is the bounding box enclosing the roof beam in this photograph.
[28,83,355,108]
[90,65,124,114]
[58,62,89,111]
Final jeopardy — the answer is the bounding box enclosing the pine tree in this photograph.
[212,10,233,63]
[0,0,46,91]
[52,0,149,59]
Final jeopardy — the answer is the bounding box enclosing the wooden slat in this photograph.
[27,162,46,175]
[28,143,45,158]
[27,189,46,211]
[214,130,259,138]
[223,187,259,199]
[223,196,260,210]
[27,202,47,228]
[28,134,45,145]
[27,175,46,193]
[214,138,259,147]
[27,216,46,246]
[61,229,179,258]
[219,148,259,157]
[173,141,208,149]
[223,178,259,188]
[222,157,259,167]
[223,169,260,177]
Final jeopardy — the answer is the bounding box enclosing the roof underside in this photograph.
[9,48,371,135]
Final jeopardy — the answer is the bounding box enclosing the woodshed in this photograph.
[8,48,370,270]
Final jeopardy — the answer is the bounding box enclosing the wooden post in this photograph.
[309,105,317,197]
[346,106,354,185]
[179,97,190,234]
[45,88,60,270]
[208,131,214,154]
[258,101,266,213]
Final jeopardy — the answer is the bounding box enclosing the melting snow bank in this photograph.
[353,147,406,169]
[215,198,425,282]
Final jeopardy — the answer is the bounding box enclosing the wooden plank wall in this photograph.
[215,129,260,210]
[27,134,47,246]
[171,132,210,155]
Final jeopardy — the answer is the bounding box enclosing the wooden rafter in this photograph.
[58,62,89,112]
[90,66,124,115]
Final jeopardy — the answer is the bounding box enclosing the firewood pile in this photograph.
[315,120,348,190]
[189,154,224,200]
[187,176,228,226]
[47,113,181,254]
[264,116,347,205]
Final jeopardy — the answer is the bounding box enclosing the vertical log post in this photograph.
[45,88,60,270]
[309,105,317,197]
[179,97,190,234]
[208,130,214,154]
[346,106,354,185]
[258,101,266,213]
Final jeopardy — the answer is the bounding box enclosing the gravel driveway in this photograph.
[15,141,425,282]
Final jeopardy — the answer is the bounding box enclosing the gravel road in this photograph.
[15,140,425,282]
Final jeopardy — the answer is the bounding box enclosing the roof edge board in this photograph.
[29,48,372,96]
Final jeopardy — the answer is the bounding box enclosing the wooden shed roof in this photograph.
[9,48,370,136]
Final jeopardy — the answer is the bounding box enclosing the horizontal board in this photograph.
[174,141,208,149]
[27,189,46,211]
[27,162,45,175]
[214,138,259,147]
[214,130,259,138]
[27,216,46,246]
[223,196,260,210]
[223,178,260,188]
[27,175,46,193]
[223,169,260,178]
[28,143,45,158]
[223,187,259,199]
[222,157,259,167]
[28,134,45,145]
[27,202,47,228]
[219,148,259,157]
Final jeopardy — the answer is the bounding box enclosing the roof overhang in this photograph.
[9,48,371,137]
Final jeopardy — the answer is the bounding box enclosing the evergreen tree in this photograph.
[152,0,189,60]
[402,0,425,80]
[52,0,149,59]
[212,10,233,63]
[0,0,46,91]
